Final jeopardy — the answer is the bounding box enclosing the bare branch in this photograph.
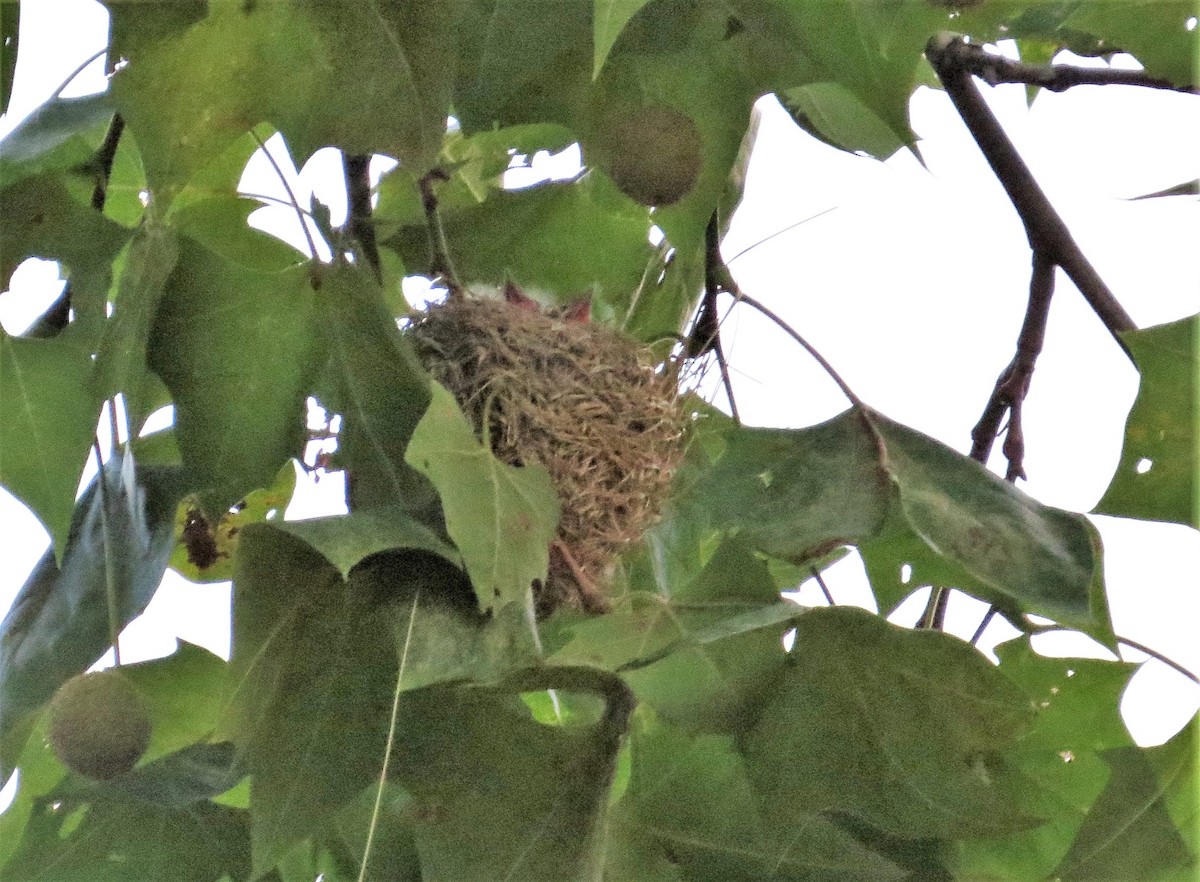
[418,168,464,302]
[686,212,740,422]
[944,38,1197,95]
[971,250,1055,478]
[344,153,382,282]
[926,33,1137,354]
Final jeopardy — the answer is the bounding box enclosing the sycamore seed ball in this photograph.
[597,102,703,206]
[48,670,152,780]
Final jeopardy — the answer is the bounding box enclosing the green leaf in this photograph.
[0,172,133,331]
[171,195,307,272]
[120,641,232,764]
[740,0,946,154]
[453,0,593,133]
[0,716,68,869]
[671,410,889,564]
[779,82,906,158]
[0,93,116,189]
[58,742,242,809]
[273,1,465,169]
[592,0,653,79]
[1095,315,1198,528]
[997,637,1137,755]
[146,235,321,514]
[111,2,463,199]
[873,412,1113,641]
[272,505,459,579]
[607,713,907,882]
[384,670,631,882]
[221,526,398,875]
[91,225,180,424]
[316,262,431,512]
[0,1,16,116]
[382,174,655,317]
[744,607,1037,839]
[0,453,186,771]
[1,795,250,882]
[406,381,560,613]
[0,331,99,554]
[1066,0,1198,87]
[1054,742,1195,881]
[948,637,1140,881]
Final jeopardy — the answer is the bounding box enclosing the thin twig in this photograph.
[251,131,320,261]
[1118,637,1200,685]
[969,607,997,646]
[723,206,838,266]
[810,567,835,605]
[944,38,1197,94]
[926,33,1137,357]
[92,440,122,667]
[89,113,125,212]
[344,153,382,282]
[359,589,421,882]
[733,289,867,411]
[970,250,1055,478]
[418,168,464,301]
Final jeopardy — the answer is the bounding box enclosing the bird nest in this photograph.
[406,295,687,614]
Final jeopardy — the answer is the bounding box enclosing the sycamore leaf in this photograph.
[607,714,907,882]
[0,93,116,189]
[0,453,186,772]
[275,506,458,579]
[147,235,321,514]
[316,262,432,512]
[744,607,1037,840]
[384,671,630,882]
[0,795,250,882]
[0,332,98,554]
[1054,740,1196,881]
[873,412,1113,643]
[406,381,560,613]
[221,527,398,875]
[1095,315,1197,528]
[592,0,653,79]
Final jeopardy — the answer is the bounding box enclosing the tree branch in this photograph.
[23,113,126,339]
[343,153,382,282]
[971,250,1055,479]
[418,168,464,302]
[926,33,1137,355]
[687,212,740,422]
[942,38,1197,95]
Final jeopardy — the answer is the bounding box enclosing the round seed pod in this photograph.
[48,670,152,780]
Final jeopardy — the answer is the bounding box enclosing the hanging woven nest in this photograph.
[406,293,688,614]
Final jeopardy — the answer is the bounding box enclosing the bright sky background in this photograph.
[1,3,1197,819]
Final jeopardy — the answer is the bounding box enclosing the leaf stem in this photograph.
[359,588,421,882]
[732,289,866,410]
[251,131,320,261]
[92,439,122,666]
[1117,636,1200,685]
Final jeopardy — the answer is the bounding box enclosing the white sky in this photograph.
[0,0,1197,799]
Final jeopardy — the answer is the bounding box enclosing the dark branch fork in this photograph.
[924,35,1173,642]
[941,37,1199,95]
